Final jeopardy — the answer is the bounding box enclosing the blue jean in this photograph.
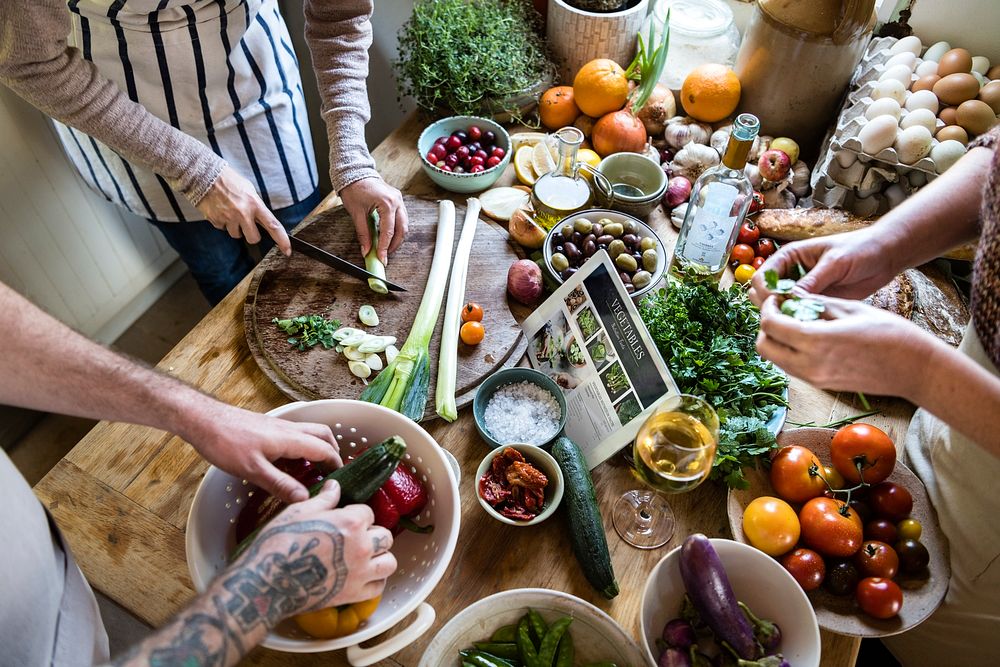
[150,189,323,305]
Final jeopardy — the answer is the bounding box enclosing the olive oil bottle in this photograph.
[530,126,593,230]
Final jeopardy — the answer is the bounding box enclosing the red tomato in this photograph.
[751,256,766,270]
[855,540,899,578]
[737,220,760,245]
[856,577,903,619]
[743,496,801,557]
[756,238,778,258]
[869,482,914,522]
[864,519,898,544]
[748,191,765,214]
[731,243,755,266]
[770,445,827,503]
[830,423,896,484]
[799,497,864,558]
[781,548,826,591]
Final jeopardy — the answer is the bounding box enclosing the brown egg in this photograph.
[988,64,1000,81]
[934,73,981,105]
[957,99,998,136]
[939,106,959,125]
[912,74,940,92]
[979,80,1000,114]
[936,125,969,144]
[937,48,974,76]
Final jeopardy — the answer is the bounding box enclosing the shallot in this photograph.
[663,176,692,208]
[507,259,543,305]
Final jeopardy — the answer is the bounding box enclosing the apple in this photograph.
[758,149,792,181]
[770,137,800,164]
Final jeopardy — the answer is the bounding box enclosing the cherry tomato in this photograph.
[734,264,756,284]
[460,321,485,345]
[822,464,846,491]
[770,445,827,503]
[461,302,484,323]
[731,243,755,266]
[825,560,860,596]
[855,540,899,578]
[742,496,800,557]
[830,423,896,484]
[897,518,922,541]
[468,125,482,141]
[895,538,930,574]
[756,238,778,258]
[748,191,765,214]
[737,220,760,245]
[848,497,874,525]
[869,482,913,522]
[781,548,826,591]
[751,256,766,270]
[865,519,898,545]
[856,577,903,619]
[799,497,864,558]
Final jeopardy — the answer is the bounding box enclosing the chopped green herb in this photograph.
[272,315,342,351]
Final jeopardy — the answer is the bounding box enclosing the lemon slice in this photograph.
[511,132,548,150]
[576,148,601,181]
[531,141,558,177]
[513,145,537,186]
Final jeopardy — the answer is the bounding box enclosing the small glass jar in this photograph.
[642,0,741,90]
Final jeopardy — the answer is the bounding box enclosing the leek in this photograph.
[436,198,480,421]
[361,200,456,420]
[365,210,389,294]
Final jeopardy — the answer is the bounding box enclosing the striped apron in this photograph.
[56,0,317,222]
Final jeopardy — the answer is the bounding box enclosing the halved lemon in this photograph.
[531,141,558,177]
[511,132,548,151]
[513,145,537,186]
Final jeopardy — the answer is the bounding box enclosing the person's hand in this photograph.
[232,480,397,621]
[755,295,936,397]
[340,177,408,263]
[748,229,897,307]
[181,403,342,503]
[196,165,291,256]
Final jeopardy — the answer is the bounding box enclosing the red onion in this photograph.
[507,259,543,305]
[663,176,692,209]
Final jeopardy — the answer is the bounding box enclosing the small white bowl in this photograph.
[640,538,821,667]
[475,443,564,526]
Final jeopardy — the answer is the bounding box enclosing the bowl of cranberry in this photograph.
[417,116,511,193]
[475,443,564,527]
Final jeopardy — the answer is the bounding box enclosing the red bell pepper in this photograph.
[368,465,430,535]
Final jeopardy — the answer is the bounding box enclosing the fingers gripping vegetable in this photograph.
[365,210,389,294]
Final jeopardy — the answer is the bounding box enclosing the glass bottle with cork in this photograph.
[669,113,759,284]
[530,126,595,230]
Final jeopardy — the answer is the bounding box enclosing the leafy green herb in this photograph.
[765,269,825,321]
[273,315,342,351]
[639,280,788,489]
[395,0,554,121]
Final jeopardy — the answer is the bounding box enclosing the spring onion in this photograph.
[361,200,456,420]
[365,210,389,294]
[358,304,379,326]
[436,198,481,421]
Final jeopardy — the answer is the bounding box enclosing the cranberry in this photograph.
[445,135,462,151]
[491,146,506,159]
[426,150,440,163]
[474,149,488,161]
[434,136,447,146]
[471,164,485,173]
[440,164,452,172]
[445,153,459,167]
[483,130,496,144]
[486,155,502,168]
[468,125,482,141]
[455,145,470,159]
[452,130,468,142]
[467,142,481,154]
[469,156,485,168]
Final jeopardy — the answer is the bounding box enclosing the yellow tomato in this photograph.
[293,595,381,639]
[734,263,756,284]
[743,496,800,556]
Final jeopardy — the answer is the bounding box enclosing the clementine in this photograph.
[680,64,741,123]
[573,59,629,118]
[591,110,647,157]
[538,86,580,130]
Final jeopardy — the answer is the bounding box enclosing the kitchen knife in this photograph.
[289,235,407,292]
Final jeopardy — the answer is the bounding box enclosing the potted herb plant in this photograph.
[547,0,652,83]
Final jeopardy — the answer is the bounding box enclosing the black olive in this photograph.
[571,232,583,246]
[591,223,603,236]
[622,233,639,247]
[563,242,580,258]
[625,283,636,294]
[619,271,632,284]
[555,244,564,255]
[596,234,613,245]
[560,267,578,281]
[584,233,597,246]
[583,240,596,256]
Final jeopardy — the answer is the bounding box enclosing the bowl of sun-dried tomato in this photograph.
[476,444,564,526]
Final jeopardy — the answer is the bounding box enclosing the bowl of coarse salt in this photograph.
[472,368,568,450]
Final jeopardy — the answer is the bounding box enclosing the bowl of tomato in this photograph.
[727,426,949,637]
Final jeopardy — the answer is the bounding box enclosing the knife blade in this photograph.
[289,235,407,292]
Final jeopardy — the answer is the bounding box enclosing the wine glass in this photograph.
[612,394,720,549]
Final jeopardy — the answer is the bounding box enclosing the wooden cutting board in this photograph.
[244,195,528,420]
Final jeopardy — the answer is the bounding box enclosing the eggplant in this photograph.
[738,602,781,653]
[662,619,696,649]
[678,534,760,660]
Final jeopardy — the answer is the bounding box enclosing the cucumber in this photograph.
[551,436,619,599]
[231,436,406,560]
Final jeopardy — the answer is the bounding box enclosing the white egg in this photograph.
[872,79,908,104]
[859,115,899,155]
[900,108,938,133]
[866,97,902,121]
[922,41,951,62]
[890,35,923,57]
[880,64,914,87]
[915,59,939,78]
[885,184,907,209]
[972,56,991,76]
[905,89,940,114]
[972,71,988,87]
[893,125,933,164]
[931,140,967,173]
[885,52,917,71]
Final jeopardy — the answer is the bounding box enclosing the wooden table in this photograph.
[34,115,916,666]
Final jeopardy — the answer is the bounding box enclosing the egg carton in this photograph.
[850,36,901,88]
[829,114,941,177]
[839,92,946,134]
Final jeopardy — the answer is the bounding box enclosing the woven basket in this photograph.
[546,0,651,84]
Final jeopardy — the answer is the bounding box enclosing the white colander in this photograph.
[185,400,461,665]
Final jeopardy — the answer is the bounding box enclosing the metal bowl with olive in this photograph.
[542,210,667,299]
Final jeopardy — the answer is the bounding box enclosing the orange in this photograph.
[680,64,742,123]
[573,59,629,118]
[538,86,580,130]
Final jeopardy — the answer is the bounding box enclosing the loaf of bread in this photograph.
[866,273,915,320]
[864,266,969,346]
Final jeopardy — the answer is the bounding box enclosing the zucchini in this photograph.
[551,436,619,599]
[231,436,406,560]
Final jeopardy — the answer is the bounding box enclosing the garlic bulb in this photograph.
[744,163,763,189]
[669,142,720,182]
[790,160,811,197]
[670,202,689,229]
[642,141,661,164]
[664,116,712,151]
[748,135,772,164]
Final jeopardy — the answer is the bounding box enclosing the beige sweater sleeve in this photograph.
[0,0,225,206]
[303,0,380,194]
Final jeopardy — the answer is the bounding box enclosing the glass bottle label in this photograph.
[684,182,739,267]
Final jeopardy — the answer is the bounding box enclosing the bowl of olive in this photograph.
[542,209,666,299]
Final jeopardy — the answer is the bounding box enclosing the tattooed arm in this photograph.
[108,481,396,666]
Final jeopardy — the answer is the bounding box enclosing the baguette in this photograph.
[754,208,977,261]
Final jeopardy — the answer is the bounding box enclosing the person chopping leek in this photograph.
[750,126,1000,665]
[0,0,407,305]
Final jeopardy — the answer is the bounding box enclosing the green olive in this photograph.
[603,222,624,237]
[640,236,657,252]
[632,270,652,289]
[561,224,574,239]
[551,252,570,272]
[615,253,638,272]
[622,220,638,235]
[642,248,658,272]
[573,218,594,234]
[608,239,626,259]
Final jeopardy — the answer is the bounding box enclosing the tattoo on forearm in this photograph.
[372,534,390,554]
[110,520,345,666]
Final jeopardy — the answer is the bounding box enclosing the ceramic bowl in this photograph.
[475,443,564,526]
[472,367,567,449]
[640,538,821,667]
[594,152,668,219]
[417,116,511,193]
